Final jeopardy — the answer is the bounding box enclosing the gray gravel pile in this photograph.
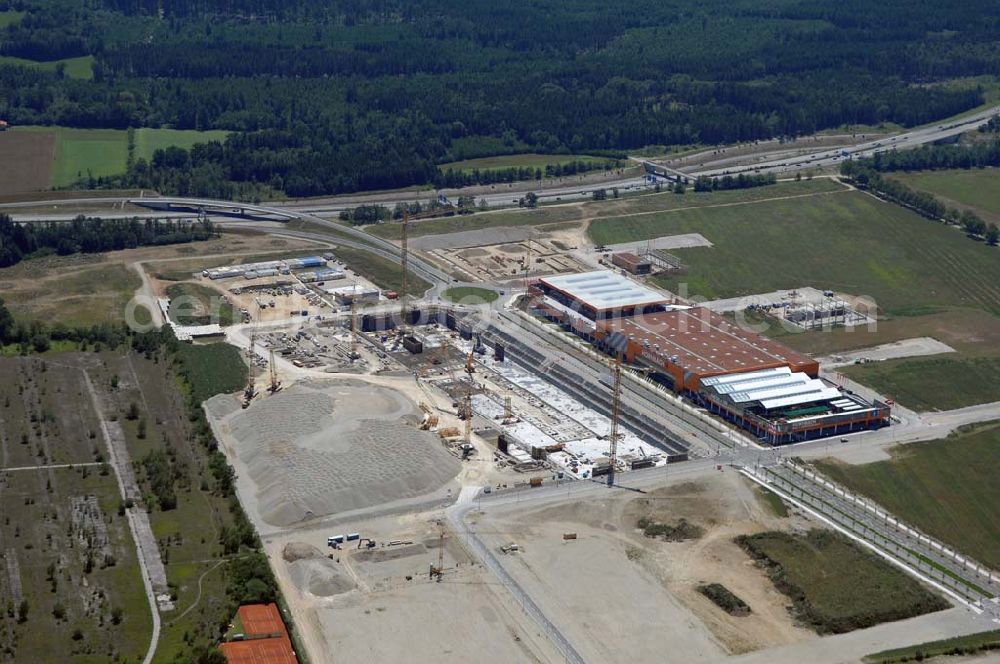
[283,542,356,597]
[228,380,459,526]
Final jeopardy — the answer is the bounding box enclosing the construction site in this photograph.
[193,213,993,664]
[210,257,891,536]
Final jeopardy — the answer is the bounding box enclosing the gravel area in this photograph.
[410,226,533,251]
[218,379,460,526]
[283,542,356,597]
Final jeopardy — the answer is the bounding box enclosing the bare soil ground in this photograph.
[265,512,564,664]
[476,471,818,661]
[0,131,54,195]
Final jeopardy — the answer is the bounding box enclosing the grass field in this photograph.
[893,168,1000,224]
[108,351,246,662]
[0,9,24,26]
[366,178,843,240]
[0,54,93,79]
[173,342,248,404]
[0,257,141,327]
[165,282,238,326]
[331,245,431,295]
[864,628,1000,663]
[438,153,614,173]
[815,421,1000,570]
[588,189,1000,316]
[737,529,948,634]
[10,126,229,189]
[442,286,499,304]
[840,356,1000,411]
[0,357,152,662]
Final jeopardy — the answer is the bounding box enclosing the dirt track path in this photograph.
[77,367,162,664]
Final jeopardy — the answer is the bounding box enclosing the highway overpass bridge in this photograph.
[130,197,301,221]
[641,161,691,184]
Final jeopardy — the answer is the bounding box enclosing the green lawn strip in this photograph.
[12,125,231,187]
[132,128,229,161]
[331,244,430,295]
[754,485,790,517]
[841,356,1000,411]
[0,9,25,26]
[442,286,499,303]
[366,179,844,240]
[863,628,1000,663]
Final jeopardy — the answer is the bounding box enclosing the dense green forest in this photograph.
[0,214,215,266]
[0,0,997,198]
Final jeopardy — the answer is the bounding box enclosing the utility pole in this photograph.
[607,354,622,487]
[522,232,533,292]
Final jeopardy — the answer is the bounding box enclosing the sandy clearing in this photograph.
[475,471,817,662]
[818,336,956,368]
[265,512,565,664]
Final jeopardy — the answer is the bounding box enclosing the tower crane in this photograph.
[606,354,623,487]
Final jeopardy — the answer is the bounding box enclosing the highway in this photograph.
[691,104,1000,178]
[4,103,994,224]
